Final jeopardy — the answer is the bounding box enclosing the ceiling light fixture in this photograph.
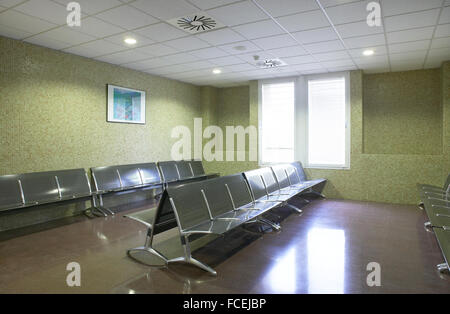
[363,49,374,56]
[213,69,222,74]
[124,38,137,45]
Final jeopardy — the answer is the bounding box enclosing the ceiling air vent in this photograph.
[167,12,224,34]
[255,58,287,69]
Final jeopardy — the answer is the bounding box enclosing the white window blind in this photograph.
[260,82,295,164]
[307,78,347,167]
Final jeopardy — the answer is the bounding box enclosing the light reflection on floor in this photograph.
[264,247,297,293]
[307,228,345,294]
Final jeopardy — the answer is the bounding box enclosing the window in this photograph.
[260,81,295,164]
[259,73,350,169]
[307,77,348,168]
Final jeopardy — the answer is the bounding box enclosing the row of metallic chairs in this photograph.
[418,174,450,275]
[125,162,326,276]
[0,160,214,221]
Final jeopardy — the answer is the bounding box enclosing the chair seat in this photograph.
[183,216,245,235]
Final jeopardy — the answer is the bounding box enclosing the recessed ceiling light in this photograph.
[213,69,222,74]
[124,38,137,45]
[363,49,374,56]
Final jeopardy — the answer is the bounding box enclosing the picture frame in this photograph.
[107,84,146,124]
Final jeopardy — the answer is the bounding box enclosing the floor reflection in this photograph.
[307,228,345,294]
[264,248,297,293]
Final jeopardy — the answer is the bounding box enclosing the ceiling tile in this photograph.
[134,23,187,42]
[29,26,96,48]
[292,27,338,44]
[390,50,427,61]
[63,39,126,58]
[182,60,218,70]
[95,49,151,64]
[236,50,276,63]
[53,0,122,15]
[390,62,423,72]
[381,0,443,16]
[0,24,33,39]
[283,54,316,65]
[267,45,307,58]
[188,0,242,10]
[218,40,261,54]
[430,37,450,49]
[326,65,358,72]
[426,48,450,67]
[344,34,386,49]
[0,0,27,8]
[209,55,244,65]
[252,34,297,50]
[159,52,200,64]
[189,47,229,59]
[96,5,159,30]
[439,6,450,24]
[384,9,441,32]
[223,63,257,72]
[77,17,124,38]
[362,66,391,74]
[232,19,284,39]
[388,40,430,54]
[206,1,269,26]
[348,45,387,58]
[196,27,245,45]
[335,21,384,38]
[386,27,434,44]
[123,57,171,70]
[304,39,345,53]
[435,24,450,37]
[104,32,155,49]
[324,1,369,25]
[314,50,351,61]
[25,34,72,50]
[277,10,330,32]
[136,43,179,56]
[149,63,192,75]
[164,36,210,51]
[319,0,362,7]
[0,10,57,35]
[131,0,198,20]
[14,0,67,25]
[321,58,354,68]
[289,62,324,71]
[354,54,389,66]
[255,0,318,17]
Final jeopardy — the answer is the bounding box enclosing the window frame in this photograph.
[258,72,351,170]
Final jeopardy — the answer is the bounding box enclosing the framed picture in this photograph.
[107,84,146,124]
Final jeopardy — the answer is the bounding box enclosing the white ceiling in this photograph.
[0,0,449,88]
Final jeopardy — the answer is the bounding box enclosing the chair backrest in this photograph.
[20,171,61,204]
[116,165,142,188]
[0,175,24,211]
[291,161,307,182]
[91,166,122,192]
[55,169,91,199]
[244,168,268,200]
[285,165,301,185]
[260,167,280,194]
[201,176,234,217]
[176,161,194,179]
[134,163,162,185]
[167,181,210,231]
[224,173,253,208]
[190,160,206,177]
[158,161,180,182]
[271,165,291,189]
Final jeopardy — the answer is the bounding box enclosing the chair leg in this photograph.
[437,263,449,274]
[128,246,168,266]
[258,217,281,231]
[167,235,217,276]
[424,221,434,233]
[286,203,303,214]
[418,202,425,210]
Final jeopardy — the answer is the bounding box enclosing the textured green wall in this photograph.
[363,69,442,155]
[202,86,258,176]
[0,36,202,175]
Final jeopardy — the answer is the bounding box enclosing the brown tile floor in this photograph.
[0,198,449,294]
